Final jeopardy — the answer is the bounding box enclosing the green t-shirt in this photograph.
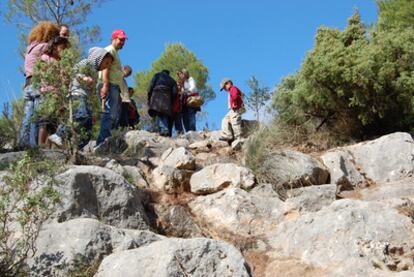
[99,45,124,87]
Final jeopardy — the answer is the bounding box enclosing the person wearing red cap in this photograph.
[96,29,128,147]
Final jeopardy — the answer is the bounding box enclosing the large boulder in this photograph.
[189,188,284,242]
[95,238,252,277]
[260,150,329,189]
[160,147,195,170]
[53,166,150,229]
[322,132,414,187]
[190,163,256,194]
[29,218,162,276]
[268,199,414,275]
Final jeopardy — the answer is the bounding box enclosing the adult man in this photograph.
[96,29,127,147]
[147,70,178,137]
[59,25,70,38]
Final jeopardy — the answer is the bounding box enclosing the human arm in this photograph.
[100,68,110,98]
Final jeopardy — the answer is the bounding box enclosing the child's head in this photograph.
[99,53,114,71]
[28,21,60,44]
[128,87,134,97]
[123,65,132,78]
[46,36,70,59]
[177,68,189,80]
[220,78,233,91]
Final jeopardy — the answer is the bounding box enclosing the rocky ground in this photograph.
[1,130,414,277]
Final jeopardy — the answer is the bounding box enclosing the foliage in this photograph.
[134,43,215,129]
[0,150,61,277]
[0,99,24,150]
[4,0,105,53]
[245,76,270,122]
[272,11,414,139]
[31,42,101,155]
[377,0,414,30]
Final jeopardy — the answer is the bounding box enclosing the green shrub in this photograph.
[0,150,61,277]
[273,12,414,139]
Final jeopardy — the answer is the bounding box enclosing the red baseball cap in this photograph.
[112,29,128,40]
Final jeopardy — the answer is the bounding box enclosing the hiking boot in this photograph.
[48,134,63,147]
[231,138,245,151]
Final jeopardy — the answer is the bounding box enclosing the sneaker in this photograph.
[48,134,63,147]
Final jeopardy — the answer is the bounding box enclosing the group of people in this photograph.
[147,68,201,137]
[18,21,245,152]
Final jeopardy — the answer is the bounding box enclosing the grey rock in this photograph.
[0,150,67,168]
[156,204,205,238]
[95,238,252,277]
[123,165,149,188]
[250,184,280,199]
[358,178,414,201]
[105,159,125,175]
[268,199,414,275]
[54,166,150,229]
[321,149,365,187]
[261,150,330,189]
[183,131,205,143]
[123,130,177,158]
[151,165,192,194]
[285,184,337,213]
[29,218,162,276]
[190,163,256,195]
[160,147,196,170]
[322,132,414,186]
[189,188,284,240]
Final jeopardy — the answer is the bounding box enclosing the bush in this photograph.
[0,100,24,151]
[0,150,61,277]
[272,12,414,139]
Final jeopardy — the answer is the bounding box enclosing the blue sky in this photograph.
[0,0,378,130]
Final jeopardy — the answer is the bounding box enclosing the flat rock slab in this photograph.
[29,218,162,276]
[95,238,252,277]
[322,132,414,186]
[190,163,256,195]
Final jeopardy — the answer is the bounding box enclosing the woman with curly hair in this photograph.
[19,21,60,148]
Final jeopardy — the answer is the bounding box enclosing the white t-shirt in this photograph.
[183,77,197,94]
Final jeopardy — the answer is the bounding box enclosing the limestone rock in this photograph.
[190,163,256,194]
[123,165,149,188]
[268,199,414,275]
[261,150,329,189]
[160,147,195,170]
[54,166,150,229]
[322,132,414,187]
[29,218,161,276]
[95,238,252,277]
[151,165,192,194]
[189,188,284,240]
[156,204,205,238]
[285,184,337,213]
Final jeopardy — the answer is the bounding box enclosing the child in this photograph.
[119,65,133,128]
[219,78,245,147]
[37,36,70,147]
[48,47,113,148]
[126,87,140,129]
